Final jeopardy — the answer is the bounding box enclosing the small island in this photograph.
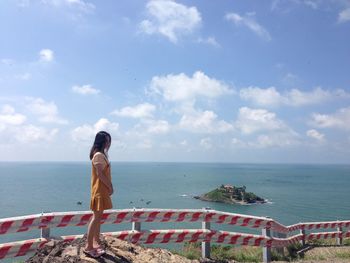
[194,184,266,205]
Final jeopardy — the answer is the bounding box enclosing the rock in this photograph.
[26,235,214,263]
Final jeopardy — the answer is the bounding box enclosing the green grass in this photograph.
[175,242,328,262]
[230,247,262,262]
[308,237,350,246]
[335,251,350,259]
[172,242,201,260]
[175,243,263,262]
[344,238,350,246]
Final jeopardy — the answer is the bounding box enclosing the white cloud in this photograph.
[235,107,288,134]
[200,137,212,149]
[137,139,153,149]
[111,103,156,119]
[15,125,58,143]
[179,110,233,134]
[145,119,170,134]
[0,105,26,126]
[240,87,348,107]
[338,8,350,23]
[225,12,271,41]
[310,107,350,130]
[304,1,320,9]
[231,138,247,148]
[26,97,68,124]
[72,84,100,95]
[306,129,325,141]
[286,87,333,106]
[150,71,232,102]
[39,49,54,62]
[197,37,220,47]
[255,133,299,148]
[271,0,322,12]
[231,132,300,149]
[271,0,349,23]
[71,118,119,142]
[0,105,58,143]
[240,87,283,107]
[41,0,95,13]
[140,0,201,43]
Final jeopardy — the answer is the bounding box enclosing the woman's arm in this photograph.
[95,163,113,195]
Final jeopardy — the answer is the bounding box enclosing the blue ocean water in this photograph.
[1,162,350,261]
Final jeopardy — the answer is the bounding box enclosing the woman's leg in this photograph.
[93,216,102,248]
[86,210,103,251]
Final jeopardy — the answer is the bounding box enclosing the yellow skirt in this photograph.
[90,195,112,211]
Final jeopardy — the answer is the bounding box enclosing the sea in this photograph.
[1,162,350,261]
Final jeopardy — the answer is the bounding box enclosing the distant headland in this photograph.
[194,184,266,205]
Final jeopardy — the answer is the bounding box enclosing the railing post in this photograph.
[275,231,286,257]
[132,207,141,231]
[40,212,50,239]
[299,227,306,246]
[41,227,50,239]
[337,225,343,246]
[262,227,271,263]
[202,207,211,259]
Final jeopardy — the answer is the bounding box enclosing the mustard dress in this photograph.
[90,152,113,211]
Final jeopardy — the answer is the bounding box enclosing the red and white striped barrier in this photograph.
[0,209,274,235]
[0,238,48,259]
[287,221,350,232]
[0,229,272,260]
[0,235,80,260]
[1,209,350,260]
[105,230,273,247]
[0,212,92,235]
[306,231,350,240]
[3,229,349,260]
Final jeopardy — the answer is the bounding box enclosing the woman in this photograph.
[84,131,113,258]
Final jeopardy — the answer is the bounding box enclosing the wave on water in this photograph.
[265,199,274,204]
[179,194,198,198]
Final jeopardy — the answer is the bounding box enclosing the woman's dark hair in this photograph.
[89,131,111,160]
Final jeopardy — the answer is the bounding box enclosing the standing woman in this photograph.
[84,131,113,258]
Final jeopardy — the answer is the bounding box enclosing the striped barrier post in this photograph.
[262,227,271,263]
[299,224,306,246]
[274,231,287,256]
[132,207,141,232]
[202,207,211,259]
[337,224,343,246]
[40,212,50,239]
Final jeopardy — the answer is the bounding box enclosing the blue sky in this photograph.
[0,0,350,163]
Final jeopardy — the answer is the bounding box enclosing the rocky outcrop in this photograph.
[25,235,235,263]
[194,185,265,205]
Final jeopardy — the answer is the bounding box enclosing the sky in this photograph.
[0,0,350,163]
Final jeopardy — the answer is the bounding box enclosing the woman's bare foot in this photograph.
[83,248,103,258]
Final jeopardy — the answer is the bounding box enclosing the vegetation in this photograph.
[174,238,350,262]
[174,242,262,262]
[195,184,265,204]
